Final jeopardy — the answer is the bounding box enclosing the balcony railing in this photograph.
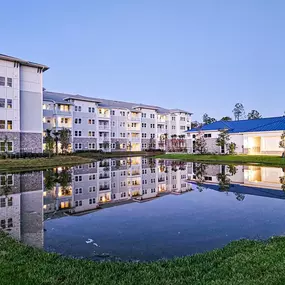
[98,113,110,119]
[158,177,165,182]
[99,137,110,143]
[55,109,72,116]
[99,125,110,130]
[128,116,141,121]
[99,162,110,167]
[99,186,110,191]
[99,174,110,179]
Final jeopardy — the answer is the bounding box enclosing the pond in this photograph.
[1,157,285,261]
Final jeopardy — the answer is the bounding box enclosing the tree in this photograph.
[195,131,207,154]
[228,142,236,154]
[1,136,9,158]
[191,121,201,129]
[232,103,245,121]
[203,113,216,125]
[216,129,230,154]
[115,141,120,150]
[59,128,71,154]
[45,129,54,158]
[279,131,285,156]
[247,110,262,120]
[193,163,208,192]
[102,140,110,150]
[52,131,60,155]
[221,116,232,121]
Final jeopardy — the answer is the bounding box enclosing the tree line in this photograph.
[192,103,263,128]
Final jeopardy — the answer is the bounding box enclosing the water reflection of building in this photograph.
[0,171,44,248]
[43,157,192,216]
[187,163,285,198]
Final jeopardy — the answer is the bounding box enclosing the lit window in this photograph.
[7,99,12,108]
[7,120,12,130]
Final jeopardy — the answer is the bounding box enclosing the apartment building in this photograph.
[43,91,192,152]
[0,171,44,248]
[43,157,192,215]
[0,54,48,153]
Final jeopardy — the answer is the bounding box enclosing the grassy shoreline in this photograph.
[1,232,285,285]
[156,153,285,167]
[0,151,162,172]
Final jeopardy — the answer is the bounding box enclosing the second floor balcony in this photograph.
[99,185,110,191]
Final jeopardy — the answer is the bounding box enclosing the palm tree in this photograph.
[53,131,60,155]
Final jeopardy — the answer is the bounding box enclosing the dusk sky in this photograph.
[1,0,284,121]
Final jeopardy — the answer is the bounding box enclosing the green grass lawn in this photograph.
[2,232,285,285]
[156,154,285,167]
[0,155,93,172]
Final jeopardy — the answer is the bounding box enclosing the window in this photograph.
[112,110,115,115]
[204,176,213,181]
[0,175,13,185]
[7,120,12,130]
[180,126,185,130]
[88,119,95,124]
[121,192,126,198]
[141,113,146,118]
[193,135,196,138]
[75,200,82,207]
[0,198,5,207]
[8,197,12,206]
[0,141,12,152]
[0,99,5,108]
[7,78,12,87]
[204,134,212,138]
[142,189,147,195]
[112,121,115,126]
[7,99,12,108]
[75,188,83,194]
[0,220,5,229]
[142,133,146,138]
[75,131,82,137]
[0,77,5,86]
[89,198,96,204]
[172,117,175,121]
[75,175,82,182]
[151,188,156,193]
[75,118,81,124]
[89,186,96,192]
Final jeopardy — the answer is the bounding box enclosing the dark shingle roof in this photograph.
[0,54,49,71]
[188,116,285,133]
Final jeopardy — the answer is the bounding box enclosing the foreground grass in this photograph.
[0,155,93,172]
[2,233,285,285]
[157,154,285,167]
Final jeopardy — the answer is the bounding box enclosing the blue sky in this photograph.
[1,0,284,121]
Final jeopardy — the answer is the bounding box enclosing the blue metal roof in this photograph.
[188,116,285,133]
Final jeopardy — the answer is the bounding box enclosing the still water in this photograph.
[1,157,285,261]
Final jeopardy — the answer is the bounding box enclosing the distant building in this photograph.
[187,116,285,155]
[43,91,192,152]
[0,54,48,153]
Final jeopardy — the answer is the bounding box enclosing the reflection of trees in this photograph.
[227,165,237,176]
[193,163,207,192]
[171,161,178,172]
[234,193,245,201]
[216,172,231,191]
[159,160,166,173]
[44,168,71,191]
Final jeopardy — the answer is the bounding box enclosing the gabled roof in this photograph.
[0,54,49,71]
[43,90,192,115]
[188,116,285,134]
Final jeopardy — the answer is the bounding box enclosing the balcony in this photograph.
[99,161,110,167]
[98,109,110,119]
[55,107,72,117]
[99,174,110,179]
[158,177,165,182]
[98,136,110,143]
[99,185,110,191]
[128,115,141,122]
[130,137,140,143]
[99,124,110,130]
